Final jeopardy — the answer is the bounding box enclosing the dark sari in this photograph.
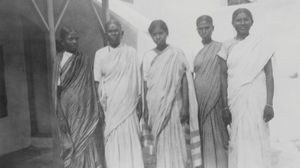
[54,51,104,168]
[194,41,228,168]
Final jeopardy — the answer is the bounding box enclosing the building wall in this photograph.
[111,0,300,142]
[0,1,31,155]
[21,16,51,136]
[108,0,154,58]
[54,0,105,59]
[133,0,225,20]
[0,0,106,155]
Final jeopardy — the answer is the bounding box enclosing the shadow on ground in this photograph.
[0,146,53,168]
[0,146,156,168]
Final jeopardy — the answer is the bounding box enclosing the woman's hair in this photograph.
[148,20,169,35]
[232,8,253,23]
[105,19,122,32]
[196,15,213,25]
[59,26,77,40]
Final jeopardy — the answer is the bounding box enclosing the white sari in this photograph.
[94,45,144,168]
[218,35,274,168]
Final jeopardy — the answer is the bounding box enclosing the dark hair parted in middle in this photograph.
[232,8,254,23]
[105,19,122,32]
[196,15,213,25]
[59,26,77,40]
[148,20,169,35]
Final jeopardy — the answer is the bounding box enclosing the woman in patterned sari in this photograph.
[54,26,104,168]
[143,20,201,168]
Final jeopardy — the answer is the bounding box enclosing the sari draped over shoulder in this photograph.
[218,35,274,168]
[144,46,201,168]
[194,41,228,168]
[94,45,144,168]
[54,52,103,168]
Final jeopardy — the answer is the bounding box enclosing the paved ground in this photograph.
[0,141,299,168]
[0,146,53,168]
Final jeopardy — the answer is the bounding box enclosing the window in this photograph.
[0,45,8,118]
[228,0,254,6]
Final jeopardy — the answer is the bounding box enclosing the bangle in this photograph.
[266,104,273,108]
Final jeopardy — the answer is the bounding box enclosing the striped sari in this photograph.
[143,46,201,168]
[194,41,229,168]
[54,51,103,168]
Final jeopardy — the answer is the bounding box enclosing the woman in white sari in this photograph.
[218,8,275,168]
[143,20,201,168]
[94,20,144,168]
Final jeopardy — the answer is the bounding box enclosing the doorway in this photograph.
[22,17,52,137]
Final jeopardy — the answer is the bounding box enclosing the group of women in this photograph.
[55,7,274,168]
[143,7,274,168]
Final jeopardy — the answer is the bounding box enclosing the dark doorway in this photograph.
[22,17,52,137]
[0,45,8,118]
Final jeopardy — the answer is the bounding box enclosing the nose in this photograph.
[240,19,248,25]
[72,39,77,44]
[198,28,207,35]
[112,31,120,36]
[154,34,161,41]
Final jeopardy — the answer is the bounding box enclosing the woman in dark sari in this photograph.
[54,26,105,168]
[194,15,229,168]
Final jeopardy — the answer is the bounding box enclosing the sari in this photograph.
[194,41,229,168]
[218,35,274,168]
[94,45,144,168]
[54,51,104,168]
[143,46,201,168]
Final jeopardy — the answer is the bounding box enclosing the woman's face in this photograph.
[62,32,79,53]
[150,26,168,47]
[106,23,123,47]
[232,12,253,36]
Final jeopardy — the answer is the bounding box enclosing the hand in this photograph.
[58,119,69,134]
[263,105,274,122]
[222,107,232,125]
[180,107,189,124]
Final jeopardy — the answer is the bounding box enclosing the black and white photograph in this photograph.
[0,0,299,168]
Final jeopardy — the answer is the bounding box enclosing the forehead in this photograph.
[197,19,212,27]
[151,25,166,34]
[65,31,78,39]
[234,12,251,20]
[107,23,121,31]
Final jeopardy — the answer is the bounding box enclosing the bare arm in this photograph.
[264,59,274,106]
[263,59,275,122]
[143,81,149,122]
[94,81,100,103]
[219,57,231,125]
[181,72,189,123]
[219,57,228,108]
[94,81,105,121]
[95,81,99,94]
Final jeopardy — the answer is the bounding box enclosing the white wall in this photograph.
[108,0,300,141]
